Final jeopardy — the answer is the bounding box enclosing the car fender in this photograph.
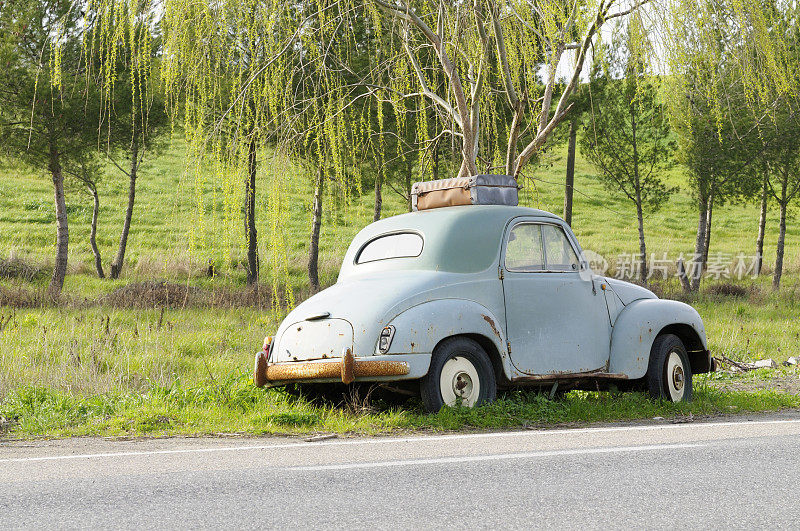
[384,298,511,378]
[609,298,708,379]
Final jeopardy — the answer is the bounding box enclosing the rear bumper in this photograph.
[254,349,431,387]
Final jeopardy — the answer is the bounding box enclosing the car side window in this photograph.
[542,224,579,271]
[505,223,544,271]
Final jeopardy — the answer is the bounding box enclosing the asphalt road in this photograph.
[2,413,800,529]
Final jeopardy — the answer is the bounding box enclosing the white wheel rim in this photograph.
[439,356,481,407]
[666,350,686,401]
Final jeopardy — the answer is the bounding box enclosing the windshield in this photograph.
[356,232,424,264]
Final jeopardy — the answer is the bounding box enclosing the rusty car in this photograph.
[254,202,711,412]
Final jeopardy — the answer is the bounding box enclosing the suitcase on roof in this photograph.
[411,174,520,211]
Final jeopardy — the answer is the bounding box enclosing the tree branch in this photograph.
[401,37,462,128]
[488,0,519,109]
[605,0,653,21]
[514,0,614,174]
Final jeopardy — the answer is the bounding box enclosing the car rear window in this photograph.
[356,232,424,264]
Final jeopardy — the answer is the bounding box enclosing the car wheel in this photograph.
[420,337,497,413]
[647,333,693,402]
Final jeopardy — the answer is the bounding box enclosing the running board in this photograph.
[511,371,629,383]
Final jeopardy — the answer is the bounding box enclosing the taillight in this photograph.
[378,326,395,354]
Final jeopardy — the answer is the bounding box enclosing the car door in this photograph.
[501,220,611,375]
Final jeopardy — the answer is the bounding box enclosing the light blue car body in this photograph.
[269,205,711,386]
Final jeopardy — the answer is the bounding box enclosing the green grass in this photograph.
[2,375,799,438]
[1,136,799,438]
[1,138,797,294]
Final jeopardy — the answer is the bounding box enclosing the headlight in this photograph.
[378,326,395,354]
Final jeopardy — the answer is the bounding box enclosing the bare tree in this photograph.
[372,0,650,178]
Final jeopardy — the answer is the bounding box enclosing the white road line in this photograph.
[1,417,798,464]
[289,443,709,471]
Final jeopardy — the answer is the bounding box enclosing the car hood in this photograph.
[274,271,457,358]
[604,278,657,305]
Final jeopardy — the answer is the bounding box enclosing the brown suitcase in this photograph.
[411,175,520,211]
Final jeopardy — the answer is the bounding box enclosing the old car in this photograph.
[254,179,711,412]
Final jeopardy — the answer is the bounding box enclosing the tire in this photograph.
[420,337,497,413]
[647,333,693,402]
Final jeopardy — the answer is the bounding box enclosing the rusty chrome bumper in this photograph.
[254,348,411,387]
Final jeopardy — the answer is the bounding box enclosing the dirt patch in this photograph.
[102,281,275,310]
[705,282,749,298]
[707,375,800,394]
[0,286,51,308]
[104,281,201,308]
[0,281,278,310]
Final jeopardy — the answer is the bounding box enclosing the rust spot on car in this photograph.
[511,370,628,383]
[265,358,410,383]
[482,314,501,339]
[341,349,355,385]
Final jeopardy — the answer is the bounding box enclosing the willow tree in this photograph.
[80,0,374,296]
[367,0,652,180]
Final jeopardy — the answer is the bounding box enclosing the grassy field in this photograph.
[2,137,798,292]
[1,136,799,438]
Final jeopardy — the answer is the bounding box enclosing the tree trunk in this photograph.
[432,142,440,181]
[405,157,413,212]
[630,111,647,284]
[110,137,139,280]
[676,259,692,292]
[635,200,647,284]
[244,136,259,285]
[458,126,478,178]
[702,186,715,267]
[690,194,709,292]
[755,173,768,275]
[308,167,324,292]
[774,179,787,290]
[373,164,383,222]
[88,185,105,279]
[564,118,577,227]
[48,143,68,297]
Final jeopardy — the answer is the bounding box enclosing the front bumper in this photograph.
[254,349,429,387]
